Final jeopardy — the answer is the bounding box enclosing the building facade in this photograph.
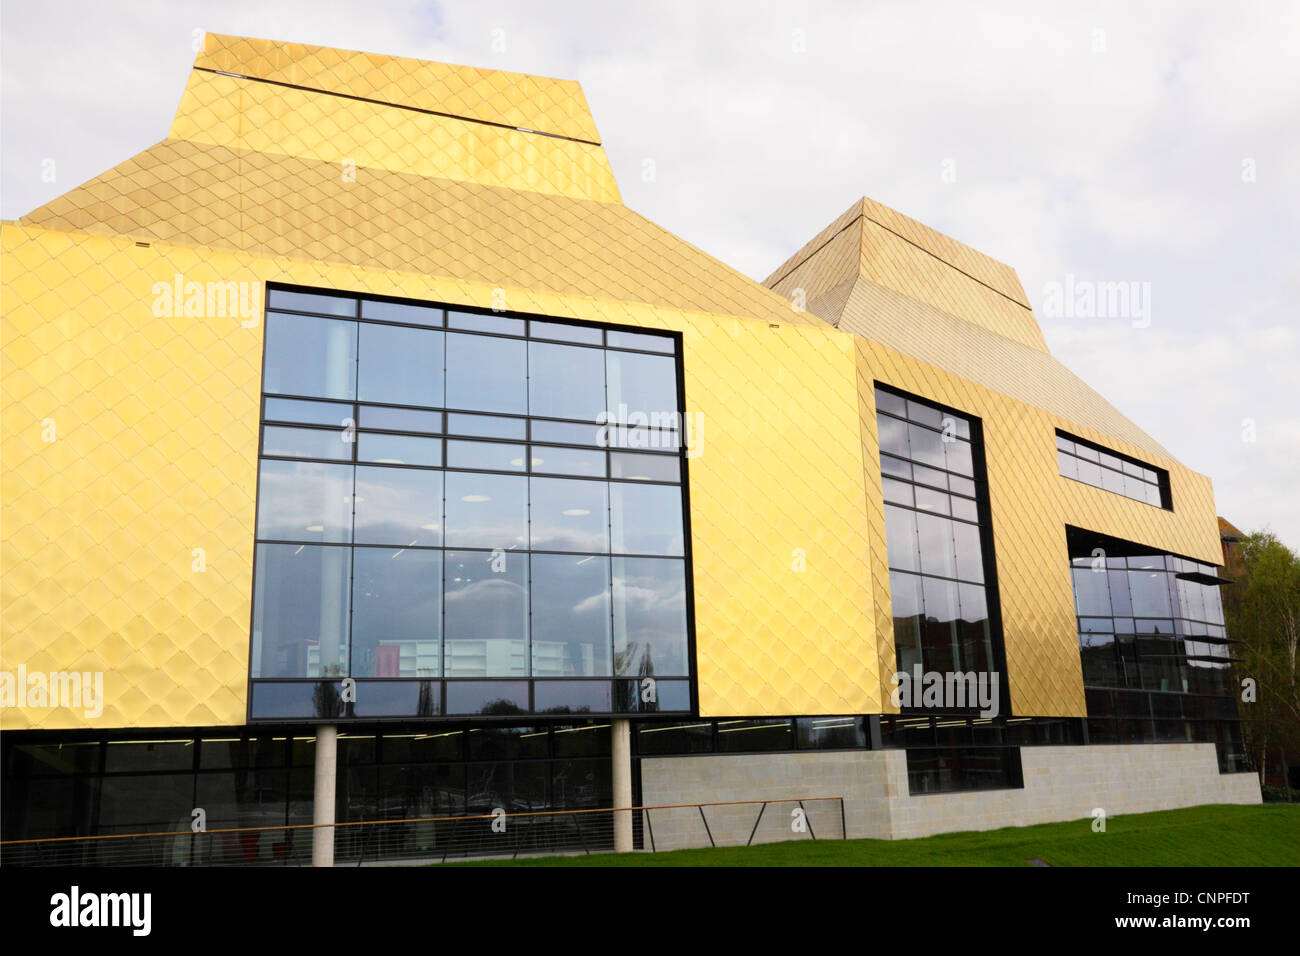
[0,34,1258,861]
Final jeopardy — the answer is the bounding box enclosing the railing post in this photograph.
[312,725,338,867]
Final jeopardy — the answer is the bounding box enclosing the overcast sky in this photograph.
[3,0,1297,550]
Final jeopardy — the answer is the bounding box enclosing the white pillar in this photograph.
[312,725,338,867]
[612,718,633,852]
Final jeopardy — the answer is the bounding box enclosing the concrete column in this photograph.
[312,725,338,867]
[611,718,633,852]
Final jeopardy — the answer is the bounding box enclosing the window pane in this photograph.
[613,557,688,677]
[605,351,678,423]
[357,323,443,408]
[351,548,441,677]
[530,320,601,344]
[610,452,679,482]
[444,472,528,549]
[529,342,606,421]
[252,544,350,677]
[530,445,606,477]
[907,423,946,469]
[610,482,684,555]
[957,584,993,674]
[359,406,442,433]
[606,330,674,353]
[883,477,913,506]
[445,333,527,413]
[445,682,528,716]
[916,512,957,579]
[877,414,909,459]
[360,299,442,326]
[352,682,440,718]
[945,438,974,477]
[256,459,353,542]
[920,576,960,673]
[446,440,526,472]
[535,681,613,714]
[444,551,528,677]
[262,425,352,461]
[530,477,609,553]
[1130,569,1173,617]
[1072,567,1112,616]
[884,504,919,572]
[874,389,907,416]
[606,426,680,450]
[914,486,949,515]
[952,520,985,583]
[264,397,353,427]
[890,570,924,673]
[264,312,356,399]
[949,475,976,498]
[447,310,524,336]
[951,497,979,522]
[268,289,356,317]
[447,413,526,440]
[530,420,604,446]
[1058,450,1079,480]
[530,554,612,676]
[357,433,442,467]
[352,465,442,546]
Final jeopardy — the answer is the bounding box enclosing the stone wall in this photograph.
[638,743,1261,849]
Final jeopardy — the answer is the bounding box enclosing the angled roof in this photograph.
[765,197,1044,351]
[764,197,1179,462]
[19,33,826,331]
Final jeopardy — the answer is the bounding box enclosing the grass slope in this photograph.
[448,804,1300,867]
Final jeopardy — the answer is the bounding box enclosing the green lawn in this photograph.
[448,803,1300,867]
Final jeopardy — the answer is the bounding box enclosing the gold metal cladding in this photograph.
[0,34,1225,729]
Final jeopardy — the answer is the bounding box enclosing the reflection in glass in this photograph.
[609,452,679,482]
[530,445,605,477]
[444,472,528,549]
[613,557,688,676]
[252,544,351,678]
[263,313,356,399]
[445,333,527,413]
[357,433,442,467]
[256,459,353,542]
[606,351,678,423]
[262,425,352,460]
[351,548,441,677]
[446,440,526,472]
[890,570,923,672]
[529,342,605,421]
[530,554,612,676]
[529,478,609,553]
[444,551,528,677]
[610,482,684,556]
[352,465,442,546]
[357,323,443,407]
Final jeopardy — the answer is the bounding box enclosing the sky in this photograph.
[3,0,1297,549]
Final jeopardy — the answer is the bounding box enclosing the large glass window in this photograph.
[1056,431,1169,508]
[250,288,691,717]
[875,386,1001,693]
[1067,527,1245,770]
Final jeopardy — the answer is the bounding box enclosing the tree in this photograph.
[1225,531,1300,793]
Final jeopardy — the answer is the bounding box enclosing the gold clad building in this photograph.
[0,35,1258,860]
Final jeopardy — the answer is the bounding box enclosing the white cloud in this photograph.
[3,0,1297,546]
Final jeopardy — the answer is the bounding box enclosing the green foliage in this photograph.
[446,804,1300,867]
[1226,530,1300,786]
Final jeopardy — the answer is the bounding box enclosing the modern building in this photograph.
[0,34,1258,862]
